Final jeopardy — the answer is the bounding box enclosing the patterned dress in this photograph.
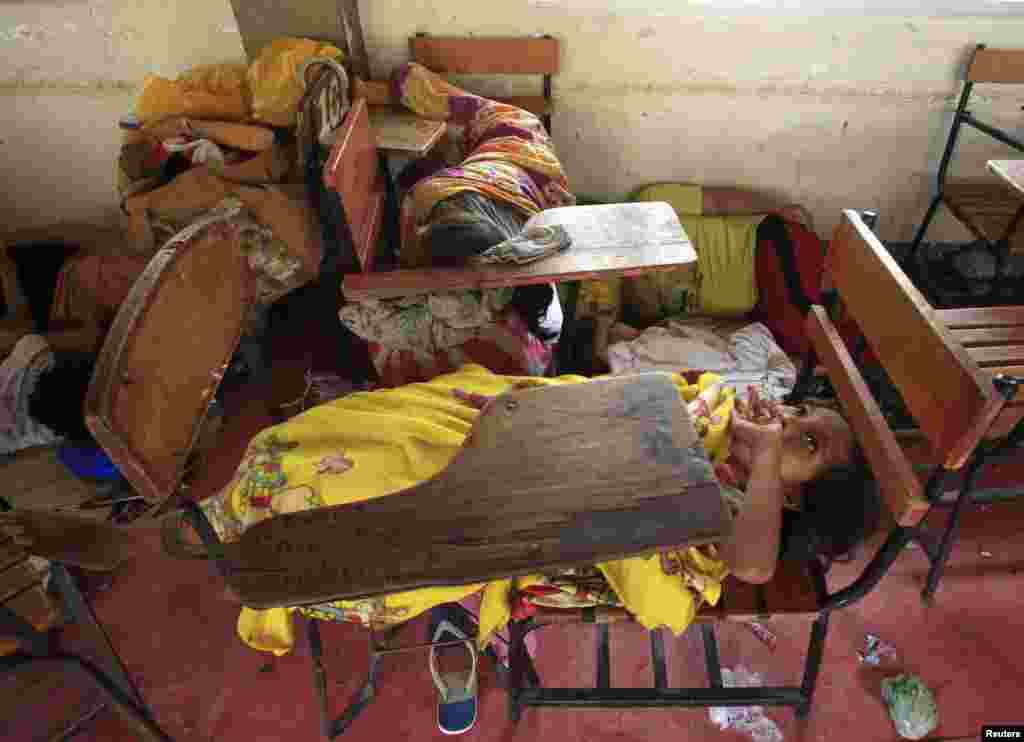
[338,63,574,385]
[391,62,575,268]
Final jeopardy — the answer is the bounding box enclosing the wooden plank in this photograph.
[969,345,1024,367]
[826,210,1002,468]
[987,404,1024,440]
[410,35,560,75]
[225,374,728,609]
[807,306,926,526]
[0,585,61,656]
[0,510,127,572]
[0,559,43,604]
[943,180,1024,253]
[953,326,1024,347]
[86,225,252,505]
[968,47,1024,83]
[368,106,446,155]
[324,99,386,271]
[0,538,24,572]
[938,306,1024,329]
[987,160,1024,199]
[343,202,696,300]
[0,447,96,512]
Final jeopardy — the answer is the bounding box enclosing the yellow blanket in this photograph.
[200,365,733,655]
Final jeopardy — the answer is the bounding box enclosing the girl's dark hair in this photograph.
[424,192,557,339]
[780,446,882,567]
[27,351,96,442]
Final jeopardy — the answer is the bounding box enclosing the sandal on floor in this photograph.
[429,620,478,736]
[160,511,214,560]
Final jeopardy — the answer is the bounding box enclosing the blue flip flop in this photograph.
[430,620,478,736]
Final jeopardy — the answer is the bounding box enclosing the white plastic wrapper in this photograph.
[708,666,784,742]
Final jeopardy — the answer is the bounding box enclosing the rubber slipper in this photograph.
[429,620,478,735]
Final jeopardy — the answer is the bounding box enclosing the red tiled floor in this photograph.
[66,301,1024,741]
[75,454,1024,742]
[78,498,1024,741]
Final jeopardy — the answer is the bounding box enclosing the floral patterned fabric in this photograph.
[391,63,575,268]
[197,365,732,656]
[365,309,556,387]
[339,288,514,356]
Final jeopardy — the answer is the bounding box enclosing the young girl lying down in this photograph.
[170,365,880,656]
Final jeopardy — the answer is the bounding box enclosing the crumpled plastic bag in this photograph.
[881,674,939,740]
[708,666,784,742]
[248,37,344,127]
[135,64,249,123]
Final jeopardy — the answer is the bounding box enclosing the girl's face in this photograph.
[775,404,855,486]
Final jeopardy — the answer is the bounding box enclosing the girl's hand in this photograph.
[735,386,780,424]
[730,391,783,472]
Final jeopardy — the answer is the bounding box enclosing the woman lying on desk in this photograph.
[339,63,572,385]
[165,363,880,657]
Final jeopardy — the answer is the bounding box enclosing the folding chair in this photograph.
[0,505,172,741]
[410,34,560,133]
[803,211,1023,599]
[906,44,1024,295]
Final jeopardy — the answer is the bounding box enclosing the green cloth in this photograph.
[632,183,763,317]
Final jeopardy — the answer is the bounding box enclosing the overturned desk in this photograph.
[342,201,696,300]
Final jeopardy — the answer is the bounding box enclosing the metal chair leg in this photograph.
[922,452,986,600]
[906,193,943,270]
[64,654,174,742]
[307,617,382,740]
[796,612,830,719]
[700,624,723,689]
[507,619,531,722]
[50,564,145,709]
[649,629,667,691]
[595,623,610,689]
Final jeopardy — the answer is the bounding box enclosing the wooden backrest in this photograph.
[967,45,1024,84]
[410,35,560,75]
[323,98,386,272]
[2,509,128,573]
[86,225,252,504]
[806,305,926,526]
[826,210,1004,469]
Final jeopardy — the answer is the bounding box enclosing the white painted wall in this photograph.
[3,0,1023,244]
[362,4,1024,241]
[0,0,245,233]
